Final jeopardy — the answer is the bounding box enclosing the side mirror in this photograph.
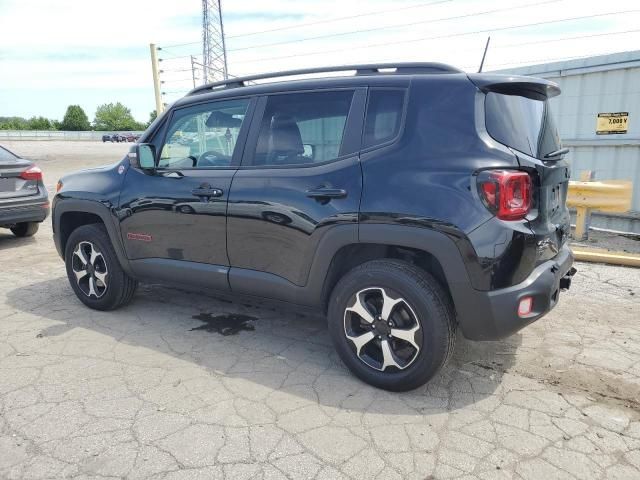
[302,144,315,159]
[128,143,156,169]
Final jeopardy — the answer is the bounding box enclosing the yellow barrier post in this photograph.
[574,171,594,240]
[567,173,632,241]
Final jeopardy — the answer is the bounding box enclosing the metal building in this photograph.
[497,50,640,234]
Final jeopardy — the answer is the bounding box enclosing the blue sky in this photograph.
[0,0,639,123]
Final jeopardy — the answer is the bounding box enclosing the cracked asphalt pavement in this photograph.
[0,141,639,479]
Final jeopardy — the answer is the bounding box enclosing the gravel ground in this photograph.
[1,141,639,480]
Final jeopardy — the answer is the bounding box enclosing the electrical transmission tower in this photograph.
[202,0,228,83]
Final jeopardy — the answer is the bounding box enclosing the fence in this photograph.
[0,130,144,141]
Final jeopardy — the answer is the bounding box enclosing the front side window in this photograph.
[485,92,561,159]
[159,98,250,169]
[253,90,354,166]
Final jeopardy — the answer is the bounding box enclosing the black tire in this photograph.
[10,222,39,237]
[64,223,137,311]
[327,260,456,391]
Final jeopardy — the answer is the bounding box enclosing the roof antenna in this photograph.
[478,36,491,73]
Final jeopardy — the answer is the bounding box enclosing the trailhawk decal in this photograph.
[127,232,153,242]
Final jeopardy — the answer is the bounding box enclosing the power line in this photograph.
[227,0,454,39]
[352,29,640,69]
[159,67,196,73]
[231,9,640,65]
[159,0,454,48]
[161,77,195,83]
[492,28,640,49]
[227,0,561,53]
[158,54,197,61]
[462,51,611,71]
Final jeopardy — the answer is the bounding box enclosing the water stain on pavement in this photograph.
[191,312,257,336]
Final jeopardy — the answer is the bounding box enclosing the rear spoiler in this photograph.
[467,73,560,101]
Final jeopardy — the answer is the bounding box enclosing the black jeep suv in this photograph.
[53,63,575,391]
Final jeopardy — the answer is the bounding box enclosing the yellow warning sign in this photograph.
[596,112,629,135]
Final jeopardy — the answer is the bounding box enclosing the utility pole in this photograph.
[149,43,164,114]
[202,0,228,83]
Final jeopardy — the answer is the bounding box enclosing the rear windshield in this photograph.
[485,92,561,159]
[0,146,18,161]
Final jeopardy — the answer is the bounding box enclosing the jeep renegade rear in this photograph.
[53,63,574,391]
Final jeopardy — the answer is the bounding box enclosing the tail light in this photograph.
[478,170,531,221]
[20,165,43,181]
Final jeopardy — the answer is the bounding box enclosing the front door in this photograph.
[227,89,365,293]
[118,97,254,285]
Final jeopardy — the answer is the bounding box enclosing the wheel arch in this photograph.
[313,224,476,321]
[53,198,132,275]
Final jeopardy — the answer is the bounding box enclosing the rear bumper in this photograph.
[455,244,574,340]
[0,194,50,227]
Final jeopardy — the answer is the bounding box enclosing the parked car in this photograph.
[0,145,49,237]
[123,133,140,143]
[52,63,575,391]
[102,134,125,143]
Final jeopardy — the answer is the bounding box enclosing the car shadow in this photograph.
[5,277,521,414]
[0,231,36,250]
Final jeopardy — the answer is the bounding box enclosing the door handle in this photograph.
[305,188,347,200]
[191,187,223,198]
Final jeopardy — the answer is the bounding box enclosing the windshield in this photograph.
[485,92,561,159]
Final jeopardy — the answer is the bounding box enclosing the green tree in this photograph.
[146,110,157,127]
[0,117,28,130]
[93,102,141,131]
[27,116,52,130]
[60,105,90,131]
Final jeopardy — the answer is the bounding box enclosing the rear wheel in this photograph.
[65,224,137,310]
[10,222,39,237]
[328,260,456,391]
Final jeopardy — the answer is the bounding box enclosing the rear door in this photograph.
[0,147,38,201]
[226,88,366,292]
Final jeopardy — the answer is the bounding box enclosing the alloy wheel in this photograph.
[343,287,421,371]
[71,241,108,298]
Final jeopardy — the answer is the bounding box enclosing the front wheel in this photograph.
[64,224,137,310]
[328,260,456,391]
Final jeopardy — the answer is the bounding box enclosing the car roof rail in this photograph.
[187,62,462,96]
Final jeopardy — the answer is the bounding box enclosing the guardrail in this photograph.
[567,170,633,240]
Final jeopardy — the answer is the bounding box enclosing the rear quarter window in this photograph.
[363,88,406,148]
[485,92,561,159]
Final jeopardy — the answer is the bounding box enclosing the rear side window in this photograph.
[253,90,354,166]
[485,92,561,159]
[363,88,405,148]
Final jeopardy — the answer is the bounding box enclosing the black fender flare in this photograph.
[53,198,133,276]
[357,223,495,339]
